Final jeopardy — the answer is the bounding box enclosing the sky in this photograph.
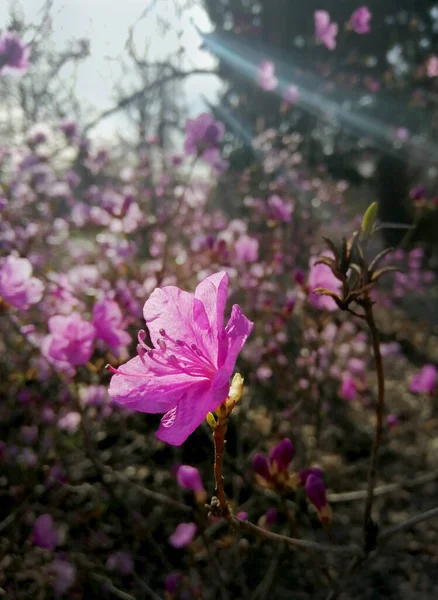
[0,0,222,139]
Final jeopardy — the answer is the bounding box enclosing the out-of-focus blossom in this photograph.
[32,514,58,551]
[106,551,134,575]
[235,235,259,262]
[268,194,293,222]
[269,438,294,473]
[305,473,331,524]
[93,298,130,356]
[165,572,182,595]
[42,313,95,369]
[79,384,108,406]
[176,465,204,494]
[236,511,248,521]
[308,254,342,311]
[258,507,277,529]
[314,11,338,50]
[0,31,30,75]
[59,119,78,139]
[47,560,76,597]
[58,411,81,433]
[283,85,299,105]
[109,272,253,446]
[169,522,197,548]
[387,414,399,429]
[253,438,294,488]
[0,255,44,310]
[409,365,436,395]
[349,7,371,34]
[339,376,357,400]
[256,60,278,91]
[184,113,225,168]
[427,56,438,78]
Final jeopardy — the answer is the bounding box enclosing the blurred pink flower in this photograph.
[32,514,58,551]
[106,551,134,575]
[176,465,204,494]
[256,60,278,91]
[42,313,95,368]
[427,56,438,78]
[169,522,197,548]
[268,194,293,222]
[283,85,299,105]
[308,254,342,311]
[0,31,30,75]
[235,235,259,262]
[0,255,44,310]
[48,560,76,597]
[349,7,371,34]
[108,272,253,446]
[184,113,225,168]
[93,298,131,356]
[409,365,436,395]
[339,376,357,400]
[58,411,81,433]
[314,11,338,50]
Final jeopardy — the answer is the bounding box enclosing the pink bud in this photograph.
[268,438,294,472]
[169,522,197,548]
[305,474,327,512]
[176,465,204,494]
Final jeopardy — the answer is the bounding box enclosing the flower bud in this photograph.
[269,438,294,473]
[361,201,378,237]
[252,453,270,481]
[206,412,217,429]
[305,474,332,524]
[176,465,207,504]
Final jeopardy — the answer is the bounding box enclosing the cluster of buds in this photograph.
[313,203,398,311]
[253,439,332,525]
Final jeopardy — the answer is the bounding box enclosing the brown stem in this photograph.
[213,410,230,517]
[362,299,385,543]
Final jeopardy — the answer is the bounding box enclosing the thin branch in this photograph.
[378,506,438,544]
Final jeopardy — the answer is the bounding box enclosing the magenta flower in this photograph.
[0,255,44,310]
[268,194,293,222]
[349,7,371,34]
[269,438,294,473]
[314,11,338,50]
[305,473,327,512]
[339,376,357,400]
[253,438,294,487]
[93,298,130,356]
[184,113,225,165]
[169,522,197,548]
[409,365,436,395]
[308,254,342,312]
[42,313,95,369]
[176,465,204,495]
[32,514,58,551]
[235,235,259,262]
[283,85,299,105]
[0,31,30,76]
[108,272,253,446]
[256,60,278,91]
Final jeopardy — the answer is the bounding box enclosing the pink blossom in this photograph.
[308,254,342,311]
[314,11,338,50]
[427,56,438,78]
[108,272,253,446]
[283,85,299,105]
[32,514,58,551]
[106,551,134,575]
[305,473,328,512]
[42,313,95,369]
[169,522,197,548]
[256,60,278,91]
[93,298,130,356]
[235,235,259,262]
[409,365,436,395]
[349,7,371,34]
[58,411,81,433]
[0,31,30,75]
[268,194,293,222]
[339,376,357,400]
[176,465,204,494]
[184,113,225,168]
[0,255,44,310]
[47,560,76,597]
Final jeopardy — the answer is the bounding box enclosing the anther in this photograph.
[157,338,167,352]
[159,328,166,336]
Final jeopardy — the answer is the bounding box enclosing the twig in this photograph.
[378,506,438,544]
[362,299,385,543]
[213,409,230,517]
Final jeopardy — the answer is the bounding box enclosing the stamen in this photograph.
[137,344,147,366]
[159,328,166,336]
[157,338,167,352]
[168,355,179,366]
[176,339,185,346]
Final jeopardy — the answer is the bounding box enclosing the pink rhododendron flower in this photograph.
[235,235,259,262]
[32,514,58,551]
[0,255,44,310]
[176,465,204,494]
[42,313,95,369]
[283,85,299,105]
[256,60,278,91]
[268,194,293,222]
[308,254,342,311]
[409,365,436,394]
[427,56,438,78]
[349,7,371,34]
[169,522,197,548]
[339,376,357,400]
[108,272,253,445]
[184,113,225,167]
[0,31,30,75]
[314,11,338,50]
[93,298,131,356]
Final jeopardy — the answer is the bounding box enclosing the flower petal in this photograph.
[109,355,200,414]
[156,380,229,446]
[217,304,254,374]
[194,271,228,333]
